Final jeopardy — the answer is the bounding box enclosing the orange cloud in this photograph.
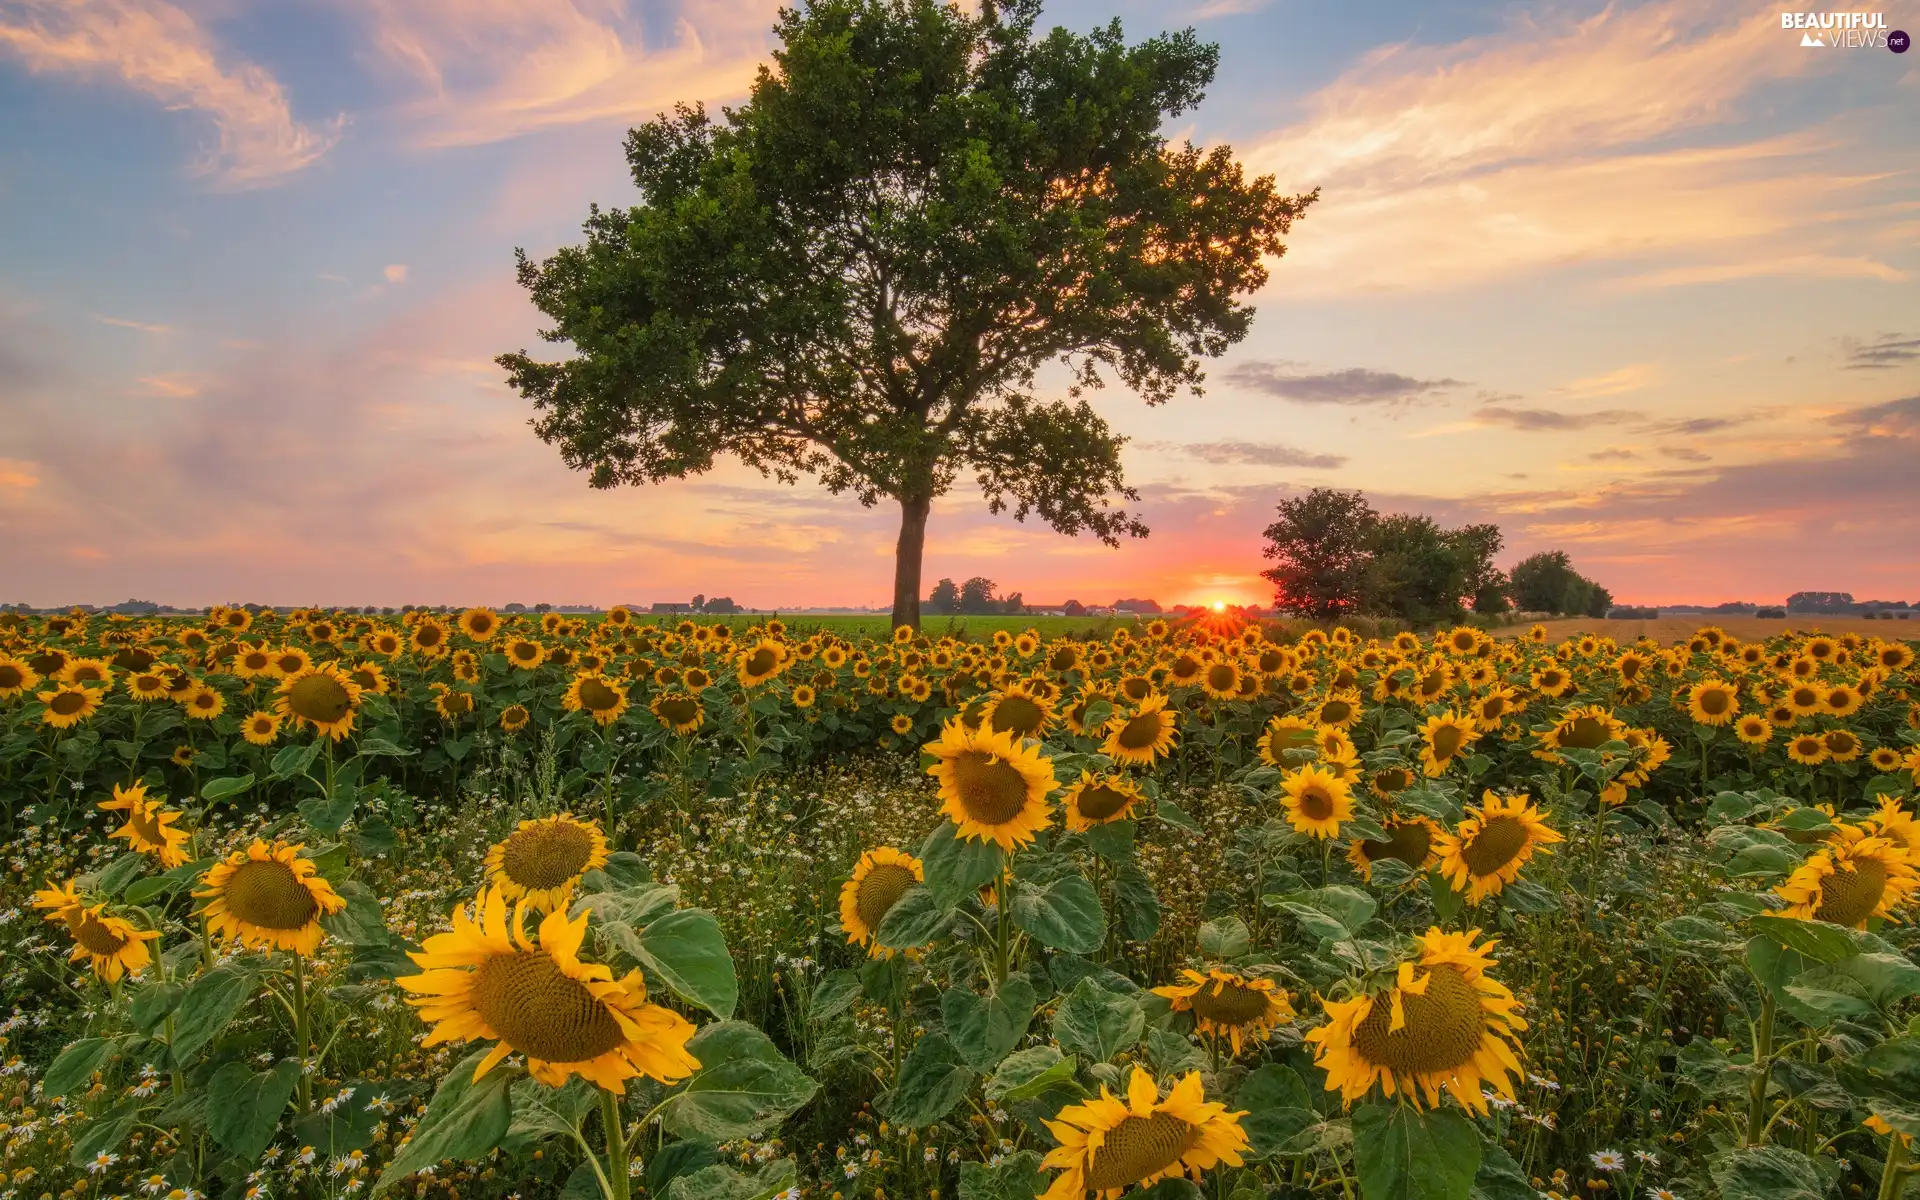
[0,459,39,489]
[0,0,343,188]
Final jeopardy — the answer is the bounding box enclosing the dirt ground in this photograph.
[1499,615,1916,643]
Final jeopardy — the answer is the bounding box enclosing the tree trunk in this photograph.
[890,492,932,630]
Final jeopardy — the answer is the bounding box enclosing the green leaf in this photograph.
[43,1037,118,1100]
[200,773,255,802]
[985,1047,1080,1102]
[1831,952,1920,1007]
[1868,1097,1920,1137]
[574,881,680,926]
[270,740,321,780]
[122,873,187,905]
[295,1080,420,1157]
[875,885,949,950]
[666,1157,798,1200]
[660,1021,819,1142]
[1750,914,1858,963]
[129,979,186,1036]
[884,1033,975,1127]
[373,1048,516,1192]
[1011,873,1105,954]
[1052,977,1144,1063]
[1143,1027,1207,1077]
[1351,1105,1481,1200]
[356,737,416,758]
[1235,1064,1316,1160]
[1710,1146,1826,1200]
[503,1077,596,1151]
[1274,886,1377,938]
[809,969,863,1022]
[630,908,738,1017]
[299,784,358,835]
[205,1059,300,1163]
[67,1099,141,1169]
[1470,1143,1535,1200]
[1082,820,1135,862]
[170,959,260,1065]
[942,978,1038,1071]
[1155,799,1200,831]
[320,880,391,947]
[919,820,1005,909]
[91,852,149,898]
[1112,863,1161,942]
[1196,916,1250,958]
[649,1141,723,1200]
[958,1150,1046,1200]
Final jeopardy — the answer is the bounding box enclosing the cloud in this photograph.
[384,264,409,284]
[1838,393,1920,435]
[1642,415,1749,436]
[129,373,201,398]
[0,0,343,188]
[1223,362,1462,405]
[89,313,171,334]
[0,459,38,489]
[1658,445,1711,462]
[1242,0,1907,295]
[358,0,779,147]
[1552,364,1657,398]
[1178,441,1347,469]
[1587,448,1638,462]
[1842,334,1920,371]
[1473,405,1641,431]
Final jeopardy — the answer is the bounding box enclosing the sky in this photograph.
[1,0,1916,610]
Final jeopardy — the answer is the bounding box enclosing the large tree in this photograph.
[498,0,1312,627]
[1259,489,1379,620]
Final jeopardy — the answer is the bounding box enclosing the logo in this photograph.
[1780,11,1894,48]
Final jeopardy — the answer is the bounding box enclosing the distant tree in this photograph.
[1361,514,1471,625]
[927,578,960,616]
[1786,591,1856,614]
[495,0,1315,629]
[1260,489,1380,620]
[534,602,553,613]
[1063,599,1087,616]
[1509,550,1610,616]
[1002,591,1026,615]
[1113,598,1162,614]
[504,602,528,613]
[959,577,1000,615]
[1471,578,1510,614]
[705,596,741,614]
[692,594,707,612]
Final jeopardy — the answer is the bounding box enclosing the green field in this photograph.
[626,612,1155,640]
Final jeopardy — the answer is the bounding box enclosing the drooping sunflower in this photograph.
[483,814,610,913]
[563,672,630,726]
[1417,712,1480,777]
[838,846,925,954]
[1306,928,1526,1113]
[982,685,1056,739]
[1686,680,1741,726]
[197,840,346,955]
[1433,791,1564,903]
[37,684,101,729]
[1348,814,1443,880]
[1154,970,1295,1055]
[925,721,1056,849]
[274,663,362,741]
[398,888,699,1093]
[1279,765,1353,840]
[1103,695,1178,768]
[1061,771,1145,832]
[51,901,160,983]
[241,709,283,746]
[1040,1068,1249,1200]
[0,655,41,699]
[98,783,190,868]
[1774,827,1917,929]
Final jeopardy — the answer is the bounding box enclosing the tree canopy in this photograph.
[498,0,1312,627]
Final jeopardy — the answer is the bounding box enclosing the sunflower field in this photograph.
[2,606,1918,1200]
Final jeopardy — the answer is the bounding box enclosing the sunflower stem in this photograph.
[993,867,1011,987]
[1877,1132,1910,1200]
[291,951,313,1116]
[599,1087,631,1200]
[1743,991,1775,1146]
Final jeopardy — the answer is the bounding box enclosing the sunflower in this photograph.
[54,902,160,983]
[1537,704,1627,761]
[1724,714,1772,747]
[458,607,501,642]
[1040,1067,1248,1200]
[1103,695,1178,768]
[98,783,190,868]
[1279,765,1353,839]
[648,692,703,736]
[498,703,532,733]
[410,617,452,658]
[563,672,630,726]
[983,685,1056,739]
[925,721,1055,850]
[270,663,361,740]
[1308,691,1364,730]
[483,814,610,913]
[238,709,282,746]
[505,638,547,670]
[1530,665,1573,698]
[398,888,699,1093]
[1864,799,1920,854]
[1306,928,1525,1113]
[59,657,113,687]
[1774,828,1917,929]
[1686,680,1741,726]
[197,841,346,956]
[0,655,41,699]
[1822,729,1864,763]
[1154,970,1295,1056]
[170,744,198,768]
[736,639,788,688]
[36,684,101,729]
[1348,815,1442,881]
[838,846,925,954]
[1870,747,1906,773]
[1255,715,1318,768]
[431,684,476,721]
[1061,772,1145,832]
[1417,712,1480,777]
[121,670,168,702]
[1786,733,1830,766]
[1197,660,1240,701]
[180,683,226,721]
[1470,688,1517,730]
[1433,791,1564,903]
[1368,766,1415,802]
